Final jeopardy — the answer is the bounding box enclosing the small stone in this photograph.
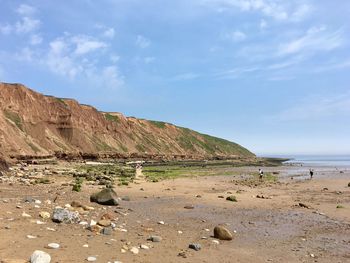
[120,249,126,253]
[178,230,183,234]
[34,200,42,204]
[87,256,97,262]
[47,243,60,249]
[83,244,89,248]
[90,188,119,206]
[36,220,45,225]
[226,196,237,202]
[184,205,194,209]
[39,212,50,219]
[52,208,80,224]
[158,221,165,225]
[189,243,201,251]
[101,227,113,235]
[22,212,32,218]
[148,235,162,242]
[214,225,233,240]
[130,247,139,254]
[46,227,56,232]
[140,244,149,250]
[27,235,37,239]
[212,240,220,244]
[30,250,51,263]
[98,219,111,227]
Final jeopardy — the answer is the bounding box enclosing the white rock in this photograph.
[30,250,51,263]
[121,248,126,253]
[212,240,220,244]
[89,220,97,226]
[130,247,139,254]
[46,227,56,231]
[178,230,183,234]
[22,212,32,218]
[36,220,45,225]
[80,221,88,225]
[27,235,37,239]
[34,200,42,204]
[140,244,149,250]
[87,256,97,261]
[158,221,165,225]
[34,205,40,208]
[83,244,89,248]
[64,204,71,208]
[47,243,60,249]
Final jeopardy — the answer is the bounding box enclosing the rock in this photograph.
[39,212,50,219]
[47,243,60,249]
[100,212,115,220]
[226,196,237,202]
[298,203,310,209]
[70,201,83,208]
[27,235,37,239]
[189,243,201,251]
[121,196,130,201]
[90,188,119,206]
[87,256,97,262]
[22,212,32,218]
[130,247,139,254]
[214,225,233,240]
[98,219,111,227]
[101,227,113,235]
[52,208,80,223]
[148,235,162,242]
[30,250,51,263]
[184,205,194,209]
[348,182,350,187]
[140,244,149,250]
[158,221,165,225]
[212,240,220,244]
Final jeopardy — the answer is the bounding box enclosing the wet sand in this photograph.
[0,164,349,263]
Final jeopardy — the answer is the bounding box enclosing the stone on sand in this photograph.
[214,225,233,240]
[90,188,119,206]
[52,208,80,223]
[30,250,51,263]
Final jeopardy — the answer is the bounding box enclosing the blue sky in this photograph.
[0,0,349,155]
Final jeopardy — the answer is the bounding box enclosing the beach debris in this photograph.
[90,188,119,206]
[226,195,237,202]
[298,203,310,209]
[214,225,233,240]
[52,208,80,223]
[46,243,60,249]
[148,235,162,242]
[30,250,51,263]
[189,243,201,251]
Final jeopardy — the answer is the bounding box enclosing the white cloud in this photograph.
[30,34,43,45]
[71,35,107,55]
[135,35,151,48]
[103,28,115,39]
[278,26,344,56]
[291,4,311,22]
[260,19,267,29]
[0,24,13,34]
[15,17,40,34]
[16,4,37,16]
[172,73,200,81]
[224,30,247,42]
[202,0,291,20]
[144,56,155,64]
[270,92,350,121]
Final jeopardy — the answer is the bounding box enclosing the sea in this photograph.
[263,155,350,168]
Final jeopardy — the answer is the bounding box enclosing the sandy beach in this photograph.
[0,163,349,263]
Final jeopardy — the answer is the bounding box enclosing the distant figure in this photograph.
[259,169,264,180]
[309,169,314,179]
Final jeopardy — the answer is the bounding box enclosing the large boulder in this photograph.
[90,188,119,206]
[30,250,51,263]
[214,225,233,240]
[52,208,80,223]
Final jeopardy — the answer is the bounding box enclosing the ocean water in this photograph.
[280,155,350,167]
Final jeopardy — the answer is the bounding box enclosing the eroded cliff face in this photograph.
[0,83,254,160]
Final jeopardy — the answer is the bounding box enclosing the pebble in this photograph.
[130,247,139,254]
[83,244,89,248]
[27,235,37,239]
[212,240,220,244]
[178,230,183,234]
[189,243,202,251]
[22,212,32,218]
[34,200,42,204]
[47,243,60,249]
[46,227,56,231]
[148,235,162,242]
[30,250,51,263]
[140,244,150,250]
[158,221,165,225]
[87,256,97,262]
[39,212,50,219]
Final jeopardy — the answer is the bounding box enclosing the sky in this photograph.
[0,0,349,155]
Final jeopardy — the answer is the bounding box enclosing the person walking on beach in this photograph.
[309,169,314,179]
[259,168,264,180]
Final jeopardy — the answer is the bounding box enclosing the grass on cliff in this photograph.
[105,113,120,123]
[3,110,23,131]
[149,120,167,129]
